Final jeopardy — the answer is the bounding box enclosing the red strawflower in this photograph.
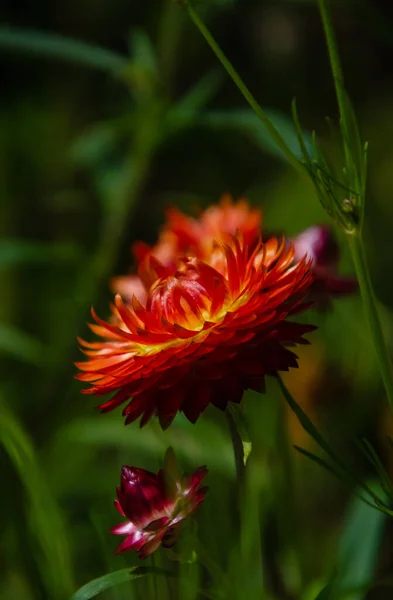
[111,456,207,558]
[112,194,261,303]
[292,225,358,309]
[76,233,315,427]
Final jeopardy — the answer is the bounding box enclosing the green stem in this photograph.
[183,1,305,174]
[318,1,349,156]
[318,0,345,123]
[318,0,393,407]
[318,0,359,192]
[238,457,265,597]
[348,234,393,412]
[276,394,306,589]
[226,409,246,485]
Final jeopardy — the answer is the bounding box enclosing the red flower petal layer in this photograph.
[76,233,315,427]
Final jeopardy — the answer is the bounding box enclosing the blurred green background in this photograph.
[2,0,393,598]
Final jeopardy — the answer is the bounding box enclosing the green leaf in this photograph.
[294,446,353,488]
[71,567,171,600]
[0,399,74,599]
[165,70,224,133]
[278,378,368,492]
[163,446,182,499]
[313,580,335,600]
[126,29,158,101]
[0,239,79,267]
[130,29,157,73]
[291,98,312,165]
[334,494,386,600]
[70,124,121,167]
[278,377,347,470]
[177,70,223,113]
[0,324,44,365]
[201,108,313,162]
[312,496,387,600]
[0,26,128,75]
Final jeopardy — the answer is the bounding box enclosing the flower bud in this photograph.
[111,452,208,558]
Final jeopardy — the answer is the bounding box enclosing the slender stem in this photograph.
[183,1,305,175]
[226,409,246,485]
[275,394,306,589]
[348,234,393,412]
[318,1,349,157]
[240,460,265,597]
[318,0,366,204]
[225,405,264,594]
[318,0,345,120]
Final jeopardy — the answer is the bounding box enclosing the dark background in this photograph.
[2,1,393,598]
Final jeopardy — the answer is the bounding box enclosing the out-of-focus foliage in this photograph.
[2,0,393,598]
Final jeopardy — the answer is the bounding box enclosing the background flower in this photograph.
[292,225,358,309]
[111,195,262,303]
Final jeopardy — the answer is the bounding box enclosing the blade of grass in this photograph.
[0,397,74,599]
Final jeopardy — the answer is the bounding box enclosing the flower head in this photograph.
[292,225,358,309]
[112,195,261,303]
[111,451,208,558]
[76,233,315,428]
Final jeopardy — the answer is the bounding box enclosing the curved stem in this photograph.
[226,409,246,485]
[348,234,393,412]
[183,1,305,174]
[317,0,349,151]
